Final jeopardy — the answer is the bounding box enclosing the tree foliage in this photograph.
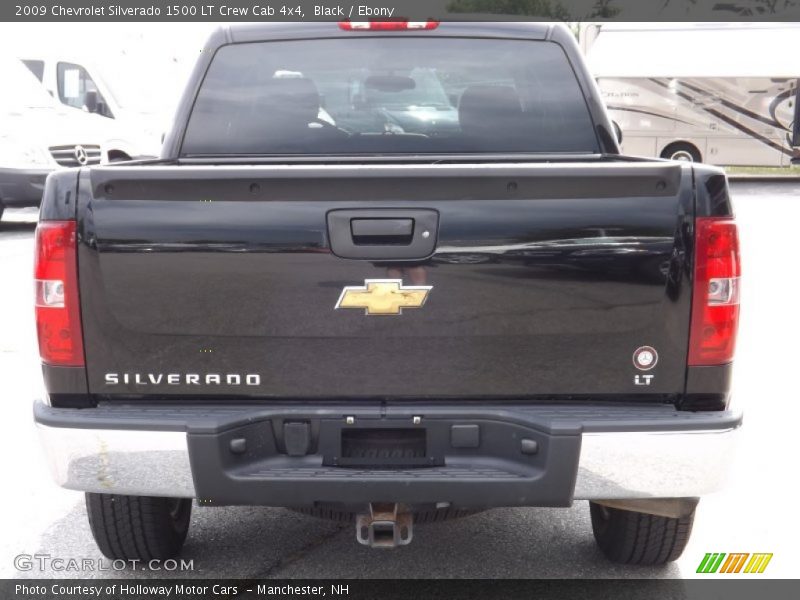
[662,0,798,13]
[447,0,798,17]
[446,0,571,19]
[589,0,622,17]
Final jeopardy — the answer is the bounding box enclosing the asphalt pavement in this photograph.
[1,181,798,579]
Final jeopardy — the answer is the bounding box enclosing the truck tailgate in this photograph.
[77,161,693,399]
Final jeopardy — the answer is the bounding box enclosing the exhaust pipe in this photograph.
[355,503,413,548]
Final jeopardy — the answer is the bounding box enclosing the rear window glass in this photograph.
[181,38,599,157]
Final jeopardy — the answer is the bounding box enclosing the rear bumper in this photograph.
[34,400,741,505]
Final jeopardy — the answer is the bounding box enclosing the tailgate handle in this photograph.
[327,209,439,260]
[351,218,414,245]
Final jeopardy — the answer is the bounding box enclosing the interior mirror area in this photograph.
[364,75,416,93]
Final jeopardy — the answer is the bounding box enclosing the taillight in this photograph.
[688,217,741,366]
[339,20,439,31]
[34,221,84,366]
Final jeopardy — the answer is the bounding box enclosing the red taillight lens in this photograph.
[339,20,439,31]
[34,221,84,366]
[688,217,741,366]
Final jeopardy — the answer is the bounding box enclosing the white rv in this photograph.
[583,23,800,166]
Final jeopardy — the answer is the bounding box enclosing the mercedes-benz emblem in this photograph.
[73,145,88,165]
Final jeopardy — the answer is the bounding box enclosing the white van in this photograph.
[1,23,209,161]
[19,52,170,160]
[0,56,109,220]
[583,23,800,166]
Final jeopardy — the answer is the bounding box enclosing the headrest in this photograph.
[262,77,320,125]
[458,85,524,138]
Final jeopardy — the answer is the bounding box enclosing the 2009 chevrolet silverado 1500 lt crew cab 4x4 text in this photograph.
[33,21,742,565]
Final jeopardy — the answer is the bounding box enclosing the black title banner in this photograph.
[4,0,800,21]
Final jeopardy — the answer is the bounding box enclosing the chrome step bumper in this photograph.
[34,400,741,502]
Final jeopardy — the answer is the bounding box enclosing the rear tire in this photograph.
[661,142,702,163]
[85,493,192,560]
[589,501,695,565]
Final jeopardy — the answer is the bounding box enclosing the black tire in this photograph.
[589,502,695,565]
[661,142,702,163]
[85,493,192,560]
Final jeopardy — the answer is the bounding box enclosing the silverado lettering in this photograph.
[104,373,261,386]
[33,22,742,566]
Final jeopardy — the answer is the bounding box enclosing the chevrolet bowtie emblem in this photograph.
[335,279,432,316]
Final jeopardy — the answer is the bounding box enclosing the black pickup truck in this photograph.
[33,22,742,565]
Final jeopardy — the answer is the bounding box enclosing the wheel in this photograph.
[661,142,701,163]
[85,493,192,560]
[589,501,695,565]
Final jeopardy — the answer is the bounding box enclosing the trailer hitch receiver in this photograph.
[355,503,413,548]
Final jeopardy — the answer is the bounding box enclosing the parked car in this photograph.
[33,22,742,566]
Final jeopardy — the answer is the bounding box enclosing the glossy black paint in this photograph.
[41,364,87,394]
[694,165,735,218]
[75,161,696,399]
[38,169,79,222]
[41,364,92,408]
[681,364,734,411]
